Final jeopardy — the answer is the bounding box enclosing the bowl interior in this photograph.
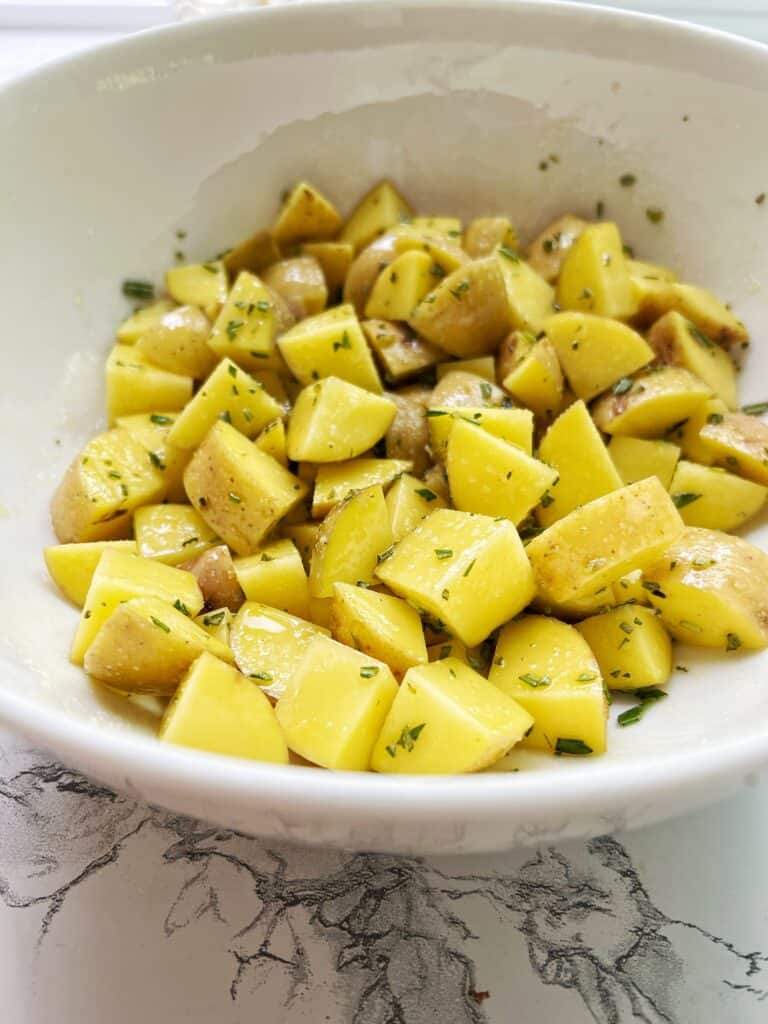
[1,1,768,843]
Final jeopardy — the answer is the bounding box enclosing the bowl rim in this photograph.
[2,0,768,839]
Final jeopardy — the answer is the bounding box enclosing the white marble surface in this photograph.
[2,6,768,1022]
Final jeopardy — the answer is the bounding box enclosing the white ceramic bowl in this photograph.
[2,0,768,855]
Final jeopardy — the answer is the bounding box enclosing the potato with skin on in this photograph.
[385,385,431,476]
[464,217,518,259]
[222,228,281,278]
[312,458,412,518]
[166,261,228,318]
[421,464,450,504]
[669,461,767,532]
[576,606,672,692]
[276,636,398,771]
[207,270,286,372]
[591,367,713,438]
[134,305,214,379]
[427,406,534,462]
[362,320,442,384]
[526,214,589,283]
[647,311,738,409]
[501,335,564,420]
[489,615,607,754]
[278,304,383,393]
[408,257,510,358]
[699,412,768,485]
[183,420,307,556]
[386,473,447,542]
[437,356,496,382]
[447,419,558,524]
[376,509,536,647]
[105,345,193,424]
[230,601,329,700]
[116,300,175,345]
[331,582,428,675]
[84,596,234,694]
[643,527,768,649]
[669,397,728,465]
[609,436,681,490]
[287,377,396,463]
[526,477,685,606]
[262,256,328,320]
[365,250,437,320]
[280,522,320,572]
[180,544,244,612]
[234,538,310,619]
[557,222,637,320]
[160,653,289,763]
[537,401,622,527]
[254,417,288,466]
[430,370,506,409]
[493,249,555,334]
[631,279,749,348]
[194,607,233,645]
[271,181,342,245]
[301,241,354,296]
[134,504,219,565]
[628,258,679,286]
[116,412,190,503]
[51,428,166,544]
[542,312,654,402]
[339,180,413,252]
[44,540,136,607]
[310,485,393,598]
[371,658,534,774]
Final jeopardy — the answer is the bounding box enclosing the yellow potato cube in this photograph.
[278,304,383,393]
[310,485,393,598]
[253,417,288,466]
[301,241,355,295]
[340,179,413,251]
[105,345,193,425]
[609,436,681,490]
[592,367,712,438]
[222,228,281,278]
[627,259,678,284]
[526,214,589,283]
[489,616,606,754]
[287,376,396,462]
[501,337,564,420]
[427,406,534,461]
[436,356,496,381]
[272,180,342,245]
[386,473,447,542]
[426,637,488,671]
[371,658,534,774]
[643,527,768,649]
[194,607,233,645]
[280,521,320,572]
[556,222,637,320]
[134,305,214,379]
[116,412,191,503]
[670,397,728,465]
[230,601,329,699]
[647,311,738,409]
[543,312,653,401]
[669,461,766,531]
[576,606,672,691]
[699,412,768,485]
[612,568,651,607]
[537,401,622,527]
[365,250,435,320]
[362,319,442,384]
[331,582,428,675]
[493,249,555,333]
[376,508,535,647]
[116,300,175,344]
[207,271,285,372]
[234,538,310,619]
[526,477,685,605]
[312,458,412,518]
[166,261,228,318]
[134,504,218,565]
[72,548,204,665]
[447,419,558,524]
[276,636,398,770]
[44,540,136,607]
[160,653,288,762]
[464,216,519,259]
[633,280,748,348]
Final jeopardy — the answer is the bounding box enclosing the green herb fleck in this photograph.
[150,616,170,633]
[742,401,768,416]
[646,206,665,224]
[148,451,166,470]
[173,599,191,616]
[613,377,633,395]
[555,738,593,756]
[463,559,476,578]
[449,280,470,300]
[150,414,173,425]
[498,245,519,262]
[122,279,154,300]
[415,487,437,501]
[672,492,701,509]
[377,546,394,563]
[333,331,352,351]
[480,382,492,401]
[249,670,273,681]
[726,632,742,652]
[619,173,636,187]
[519,673,551,688]
[228,491,242,503]
[360,666,380,678]
[226,320,243,340]
[385,723,426,757]
[203,611,226,627]
[617,687,667,727]
[256,299,270,312]
[434,548,453,560]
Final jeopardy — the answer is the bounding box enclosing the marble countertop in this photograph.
[2,7,768,1022]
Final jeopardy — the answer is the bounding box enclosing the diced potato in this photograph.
[134,305,214,379]
[612,568,651,607]
[542,312,653,401]
[166,261,228,318]
[116,412,191,503]
[287,376,396,462]
[609,436,681,490]
[526,214,589,283]
[271,181,342,244]
[44,540,136,607]
[331,582,428,674]
[84,596,233,693]
[643,527,768,649]
[207,270,286,372]
[105,345,193,424]
[408,257,510,357]
[386,473,447,542]
[591,367,712,438]
[309,485,393,598]
[557,221,637,320]
[489,615,606,754]
[671,397,728,465]
[71,549,203,664]
[167,359,283,450]
[437,356,495,381]
[230,601,329,699]
[222,228,281,278]
[365,250,436,320]
[278,304,383,393]
[628,259,678,285]
[362,320,442,384]
[194,607,233,645]
[576,606,672,691]
[647,311,738,409]
[234,538,310,619]
[447,419,558,524]
[371,658,533,774]
[301,241,355,295]
[699,412,768,485]
[427,406,534,462]
[669,461,767,531]
[116,300,175,344]
[159,652,288,762]
[253,417,287,466]
[537,401,622,527]
[493,249,555,333]
[426,637,489,671]
[464,217,518,259]
[262,256,328,320]
[51,428,166,543]
[632,280,749,348]
[312,458,411,518]
[252,370,293,412]
[376,509,535,647]
[529,585,615,624]
[410,216,462,237]
[340,180,412,251]
[134,504,218,565]
[430,370,506,409]
[181,544,244,612]
[184,420,307,555]
[501,336,564,420]
[526,477,685,605]
[276,636,398,770]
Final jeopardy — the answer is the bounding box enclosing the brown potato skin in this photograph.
[385,386,432,477]
[431,370,506,409]
[526,214,589,283]
[180,544,245,612]
[262,256,328,320]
